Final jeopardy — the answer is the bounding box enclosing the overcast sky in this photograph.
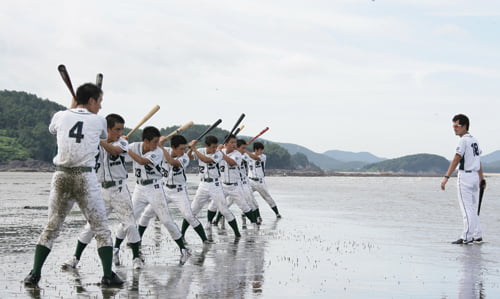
[2,0,500,159]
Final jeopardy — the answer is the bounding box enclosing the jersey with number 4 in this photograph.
[49,108,107,168]
[456,133,482,172]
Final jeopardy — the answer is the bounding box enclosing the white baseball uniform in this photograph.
[129,142,182,241]
[139,148,202,229]
[78,137,140,245]
[455,133,483,241]
[248,153,277,209]
[37,108,112,249]
[209,149,251,214]
[191,148,236,222]
[239,153,259,211]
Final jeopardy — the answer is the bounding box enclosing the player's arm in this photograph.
[128,148,152,166]
[189,144,215,163]
[160,146,182,167]
[245,149,261,161]
[99,140,125,156]
[441,153,462,190]
[478,163,486,189]
[221,151,237,166]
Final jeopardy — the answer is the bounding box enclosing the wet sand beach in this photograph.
[1,173,500,298]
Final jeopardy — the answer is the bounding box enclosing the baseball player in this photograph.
[441,114,485,244]
[237,139,262,224]
[24,83,123,287]
[137,135,210,245]
[183,136,241,238]
[61,114,143,270]
[208,134,257,227]
[128,126,189,263]
[248,142,282,219]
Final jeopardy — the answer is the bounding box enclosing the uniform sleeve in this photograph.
[455,138,466,157]
[260,154,267,163]
[48,111,61,135]
[212,150,223,164]
[116,138,129,152]
[145,148,163,167]
[179,154,190,169]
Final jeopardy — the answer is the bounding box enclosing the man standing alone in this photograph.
[441,114,485,244]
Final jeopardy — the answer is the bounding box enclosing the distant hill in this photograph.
[362,153,449,174]
[276,142,368,170]
[481,150,500,164]
[323,150,386,163]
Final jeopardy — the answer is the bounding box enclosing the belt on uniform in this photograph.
[56,166,93,173]
[460,170,475,173]
[201,178,218,182]
[223,182,238,186]
[249,177,260,181]
[165,184,182,189]
[101,180,123,189]
[137,179,157,185]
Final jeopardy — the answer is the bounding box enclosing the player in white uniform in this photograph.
[209,134,257,227]
[128,126,189,263]
[24,83,123,287]
[248,142,282,219]
[441,114,485,244]
[185,135,241,238]
[137,135,209,244]
[61,114,143,270]
[236,139,261,224]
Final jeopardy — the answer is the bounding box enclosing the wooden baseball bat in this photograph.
[234,124,245,136]
[224,113,245,143]
[248,127,269,144]
[57,64,77,101]
[195,119,222,141]
[96,73,103,88]
[165,121,194,139]
[126,105,161,138]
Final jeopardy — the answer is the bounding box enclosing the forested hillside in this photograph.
[0,90,65,161]
[0,90,317,170]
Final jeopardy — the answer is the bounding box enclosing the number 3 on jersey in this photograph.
[69,121,85,143]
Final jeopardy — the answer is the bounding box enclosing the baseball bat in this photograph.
[165,121,194,139]
[248,127,269,144]
[223,113,245,143]
[96,73,103,88]
[195,119,222,141]
[477,179,486,215]
[234,125,245,136]
[126,105,161,138]
[57,64,77,100]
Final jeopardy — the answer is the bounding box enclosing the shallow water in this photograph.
[1,173,500,298]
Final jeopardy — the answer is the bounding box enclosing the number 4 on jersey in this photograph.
[69,121,84,143]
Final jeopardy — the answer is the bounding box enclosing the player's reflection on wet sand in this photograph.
[458,245,485,299]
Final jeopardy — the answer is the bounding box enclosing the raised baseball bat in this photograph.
[234,124,245,136]
[195,119,222,141]
[478,179,486,215]
[57,64,77,100]
[248,127,269,144]
[126,105,160,138]
[223,113,245,143]
[165,121,194,139]
[96,73,103,88]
